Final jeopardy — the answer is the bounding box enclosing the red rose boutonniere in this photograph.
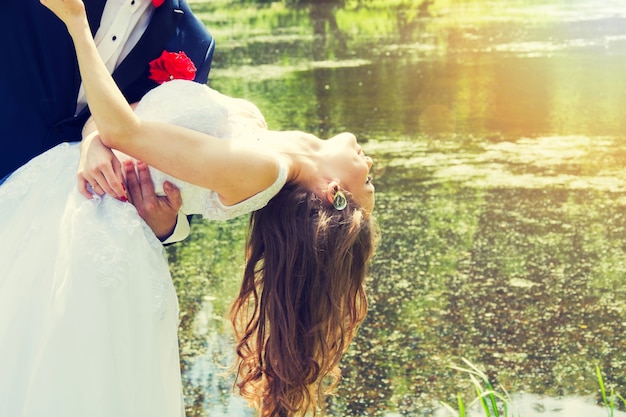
[148,50,197,84]
[152,0,165,7]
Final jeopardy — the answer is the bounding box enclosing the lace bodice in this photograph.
[125,80,287,220]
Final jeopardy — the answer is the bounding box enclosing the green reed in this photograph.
[442,360,626,417]
[596,366,626,417]
[441,358,514,417]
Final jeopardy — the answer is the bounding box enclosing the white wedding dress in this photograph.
[0,80,287,417]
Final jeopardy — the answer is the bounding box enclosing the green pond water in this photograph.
[168,1,626,415]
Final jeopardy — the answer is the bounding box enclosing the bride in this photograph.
[0,0,378,416]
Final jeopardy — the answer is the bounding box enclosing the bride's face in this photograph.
[323,133,375,213]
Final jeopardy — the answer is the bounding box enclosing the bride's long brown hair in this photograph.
[230,182,377,416]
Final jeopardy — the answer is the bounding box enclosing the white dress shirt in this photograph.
[76,0,153,113]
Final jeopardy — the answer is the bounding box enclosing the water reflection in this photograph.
[172,0,626,415]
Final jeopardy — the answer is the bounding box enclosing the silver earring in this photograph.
[333,190,347,210]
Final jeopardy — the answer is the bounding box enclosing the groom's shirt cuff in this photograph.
[162,211,191,245]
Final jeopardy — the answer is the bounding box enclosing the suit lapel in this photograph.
[111,0,183,93]
[85,0,108,36]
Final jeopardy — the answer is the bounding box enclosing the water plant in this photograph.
[596,365,626,417]
[443,360,626,417]
[441,358,515,417]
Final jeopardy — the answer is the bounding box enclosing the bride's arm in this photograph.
[41,0,281,205]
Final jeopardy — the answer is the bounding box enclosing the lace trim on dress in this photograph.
[201,157,288,221]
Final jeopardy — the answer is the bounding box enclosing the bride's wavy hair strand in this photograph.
[230,182,378,416]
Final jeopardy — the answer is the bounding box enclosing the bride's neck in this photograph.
[259,130,324,186]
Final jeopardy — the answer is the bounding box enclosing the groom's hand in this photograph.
[124,160,183,241]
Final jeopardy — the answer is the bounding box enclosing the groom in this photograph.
[0,0,215,242]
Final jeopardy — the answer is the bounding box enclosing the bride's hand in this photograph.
[39,0,87,31]
[78,131,127,200]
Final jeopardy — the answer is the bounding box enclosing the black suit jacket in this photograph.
[0,0,215,179]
